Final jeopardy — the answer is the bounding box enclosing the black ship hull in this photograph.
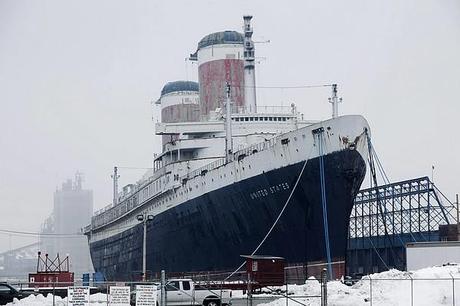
[89,148,366,280]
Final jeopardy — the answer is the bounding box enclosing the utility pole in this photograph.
[137,212,154,281]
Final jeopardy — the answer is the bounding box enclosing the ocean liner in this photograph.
[84,16,369,280]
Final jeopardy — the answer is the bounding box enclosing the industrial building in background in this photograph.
[0,173,94,280]
[40,173,94,279]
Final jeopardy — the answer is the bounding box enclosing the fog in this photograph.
[0,0,459,252]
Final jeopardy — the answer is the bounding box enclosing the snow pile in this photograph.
[6,292,108,305]
[260,264,460,306]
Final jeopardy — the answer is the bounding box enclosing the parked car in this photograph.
[0,283,34,305]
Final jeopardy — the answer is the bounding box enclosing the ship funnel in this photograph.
[243,15,257,113]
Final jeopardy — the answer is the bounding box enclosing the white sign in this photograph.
[68,286,90,306]
[135,285,157,306]
[110,286,131,306]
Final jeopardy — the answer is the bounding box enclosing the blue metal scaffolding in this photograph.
[347,176,458,276]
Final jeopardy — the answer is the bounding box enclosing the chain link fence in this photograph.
[5,270,460,306]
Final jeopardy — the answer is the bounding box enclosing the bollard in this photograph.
[161,270,166,306]
[321,268,327,306]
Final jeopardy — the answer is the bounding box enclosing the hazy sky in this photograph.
[0,0,459,252]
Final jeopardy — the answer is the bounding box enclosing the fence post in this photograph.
[161,270,166,306]
[369,275,372,306]
[321,268,328,306]
[247,272,253,306]
[285,268,288,306]
[52,280,55,306]
[450,273,455,306]
[409,275,413,306]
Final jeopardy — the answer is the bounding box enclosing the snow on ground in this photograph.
[6,265,460,306]
[6,292,108,305]
[259,264,460,306]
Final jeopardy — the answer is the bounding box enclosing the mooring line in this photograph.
[224,144,315,281]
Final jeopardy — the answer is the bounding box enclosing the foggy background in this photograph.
[0,0,459,252]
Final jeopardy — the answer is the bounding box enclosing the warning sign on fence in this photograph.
[68,287,90,306]
[135,285,157,306]
[110,286,131,306]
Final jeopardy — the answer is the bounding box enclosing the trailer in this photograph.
[406,241,460,271]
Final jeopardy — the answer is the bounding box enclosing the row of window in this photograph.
[96,132,307,228]
[233,116,288,122]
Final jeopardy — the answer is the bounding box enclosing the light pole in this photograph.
[137,212,154,281]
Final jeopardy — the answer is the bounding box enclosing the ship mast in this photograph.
[111,166,120,205]
[243,15,257,113]
[225,83,233,163]
[328,84,342,118]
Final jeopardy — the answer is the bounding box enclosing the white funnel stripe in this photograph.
[198,44,244,65]
[159,92,199,109]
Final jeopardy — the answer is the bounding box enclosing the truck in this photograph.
[161,279,232,306]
